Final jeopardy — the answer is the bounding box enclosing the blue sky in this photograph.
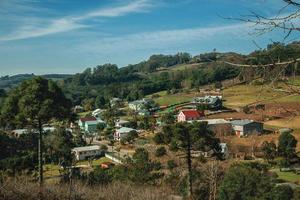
[0,0,297,75]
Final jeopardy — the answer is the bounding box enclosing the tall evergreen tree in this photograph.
[1,77,72,185]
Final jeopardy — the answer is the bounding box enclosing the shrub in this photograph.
[242,105,251,114]
[153,132,164,144]
[100,144,108,151]
[167,160,177,170]
[155,147,167,157]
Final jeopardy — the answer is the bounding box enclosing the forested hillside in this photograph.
[0,74,71,90]
[60,42,300,105]
[1,42,300,106]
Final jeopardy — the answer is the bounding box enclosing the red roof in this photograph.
[181,110,203,118]
[80,116,97,122]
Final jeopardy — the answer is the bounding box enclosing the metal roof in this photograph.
[230,120,256,126]
[72,145,100,152]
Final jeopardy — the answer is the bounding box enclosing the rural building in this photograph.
[92,109,103,117]
[115,119,130,128]
[78,116,106,133]
[73,105,84,113]
[12,126,56,137]
[114,127,137,140]
[192,95,222,109]
[110,97,122,107]
[72,145,103,161]
[198,119,234,137]
[230,120,263,137]
[128,98,157,114]
[177,110,204,122]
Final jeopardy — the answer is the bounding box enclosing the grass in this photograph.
[44,157,112,179]
[271,168,300,183]
[265,116,300,129]
[78,111,91,117]
[149,91,196,106]
[223,83,300,108]
[44,164,61,178]
[76,157,112,167]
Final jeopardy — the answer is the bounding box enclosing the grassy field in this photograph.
[265,116,300,130]
[223,83,300,108]
[76,157,112,167]
[148,91,196,106]
[78,111,91,117]
[44,164,61,178]
[223,84,286,108]
[271,168,300,183]
[44,157,112,179]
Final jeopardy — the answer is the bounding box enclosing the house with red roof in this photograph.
[177,110,204,122]
[78,116,106,133]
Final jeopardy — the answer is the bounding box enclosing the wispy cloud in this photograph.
[78,22,251,53]
[0,0,153,41]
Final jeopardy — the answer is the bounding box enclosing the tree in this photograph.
[44,127,75,168]
[278,132,297,162]
[235,0,300,38]
[155,146,167,157]
[162,122,221,198]
[1,77,72,185]
[218,163,274,200]
[128,148,162,184]
[95,95,106,109]
[261,141,277,162]
[270,185,294,200]
[120,130,138,144]
[161,112,175,125]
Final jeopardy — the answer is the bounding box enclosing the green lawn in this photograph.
[76,157,112,167]
[44,164,61,178]
[44,157,112,178]
[271,168,300,183]
[150,91,196,106]
[78,111,91,117]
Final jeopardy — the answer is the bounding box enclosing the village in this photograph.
[8,84,298,187]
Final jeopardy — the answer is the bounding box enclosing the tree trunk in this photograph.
[38,120,43,186]
[186,134,193,198]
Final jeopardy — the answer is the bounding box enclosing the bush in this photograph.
[167,160,177,170]
[155,147,167,157]
[153,132,164,144]
[242,105,251,114]
[100,144,108,151]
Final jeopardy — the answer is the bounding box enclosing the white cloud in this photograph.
[78,23,251,53]
[0,0,153,41]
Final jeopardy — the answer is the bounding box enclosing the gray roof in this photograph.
[230,120,257,126]
[72,145,100,152]
[116,127,136,134]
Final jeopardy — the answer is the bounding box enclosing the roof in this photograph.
[180,110,203,118]
[116,127,136,134]
[72,145,100,152]
[198,119,230,125]
[80,116,97,122]
[230,120,259,126]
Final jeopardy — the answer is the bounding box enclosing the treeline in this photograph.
[62,63,240,105]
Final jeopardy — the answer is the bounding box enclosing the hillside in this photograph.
[0,74,72,90]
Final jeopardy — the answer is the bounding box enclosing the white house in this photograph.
[72,145,103,161]
[114,127,137,140]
